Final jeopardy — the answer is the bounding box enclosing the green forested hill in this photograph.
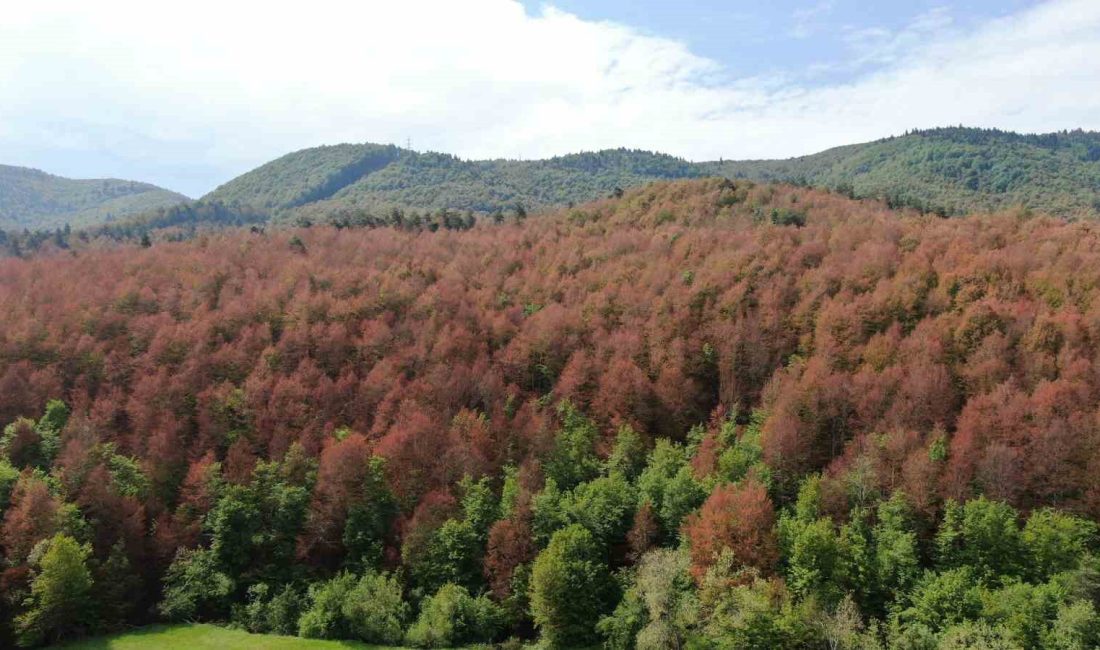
[202,127,1100,222]
[204,144,403,211]
[205,146,701,222]
[0,165,190,230]
[711,127,1100,216]
[7,127,1099,238]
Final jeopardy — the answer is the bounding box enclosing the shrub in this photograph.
[298,570,408,644]
[236,583,305,635]
[158,547,233,622]
[406,583,504,647]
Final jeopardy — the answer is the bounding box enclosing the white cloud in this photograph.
[842,7,956,68]
[1,0,1098,196]
[790,1,835,39]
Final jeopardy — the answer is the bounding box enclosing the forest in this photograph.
[0,165,187,232]
[714,128,1100,218]
[205,127,1100,225]
[5,127,1100,261]
[4,178,1100,649]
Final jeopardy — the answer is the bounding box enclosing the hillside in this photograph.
[203,127,1100,223]
[0,165,190,231]
[205,145,700,221]
[713,127,1100,217]
[5,180,1100,647]
[5,128,1096,237]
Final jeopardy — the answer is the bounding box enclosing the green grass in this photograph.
[52,623,407,650]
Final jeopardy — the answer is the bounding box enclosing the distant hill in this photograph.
[7,127,1098,236]
[204,128,1100,223]
[0,164,190,231]
[204,144,701,222]
[711,127,1100,217]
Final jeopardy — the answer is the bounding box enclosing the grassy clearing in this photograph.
[51,623,407,649]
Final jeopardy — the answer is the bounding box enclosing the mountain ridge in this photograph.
[0,164,190,231]
[204,127,1100,223]
[5,126,1099,235]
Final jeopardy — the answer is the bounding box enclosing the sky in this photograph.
[1,0,1097,198]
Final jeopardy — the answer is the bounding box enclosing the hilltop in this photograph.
[714,127,1100,217]
[203,144,700,221]
[203,127,1100,223]
[0,165,190,231]
[4,127,1098,237]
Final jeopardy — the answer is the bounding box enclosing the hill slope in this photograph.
[712,127,1100,216]
[205,146,700,221]
[7,180,1100,646]
[204,127,1100,222]
[0,165,190,231]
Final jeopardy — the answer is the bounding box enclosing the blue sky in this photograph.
[0,0,1096,197]
[526,1,1041,84]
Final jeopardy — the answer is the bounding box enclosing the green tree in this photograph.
[980,580,1065,648]
[297,573,357,640]
[694,549,817,649]
[902,567,984,632]
[405,518,483,596]
[781,514,846,606]
[717,409,767,483]
[342,456,396,571]
[343,570,409,644]
[93,542,142,632]
[1046,600,1100,650]
[405,583,504,648]
[0,456,18,516]
[564,473,636,548]
[206,459,310,584]
[1022,508,1097,582]
[529,524,614,647]
[104,452,150,499]
[35,399,70,464]
[498,465,521,520]
[607,424,647,480]
[458,475,498,541]
[532,478,570,545]
[236,583,305,635]
[158,547,234,622]
[543,402,601,490]
[936,620,1019,649]
[598,588,646,650]
[629,549,693,650]
[637,439,705,540]
[871,492,921,612]
[777,478,848,606]
[298,570,408,644]
[936,498,1025,582]
[15,534,96,647]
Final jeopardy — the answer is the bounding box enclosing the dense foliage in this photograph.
[714,127,1100,217]
[5,179,1100,647]
[0,200,476,259]
[204,146,700,225]
[201,128,1100,227]
[205,144,404,212]
[6,127,1099,249]
[0,165,188,231]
